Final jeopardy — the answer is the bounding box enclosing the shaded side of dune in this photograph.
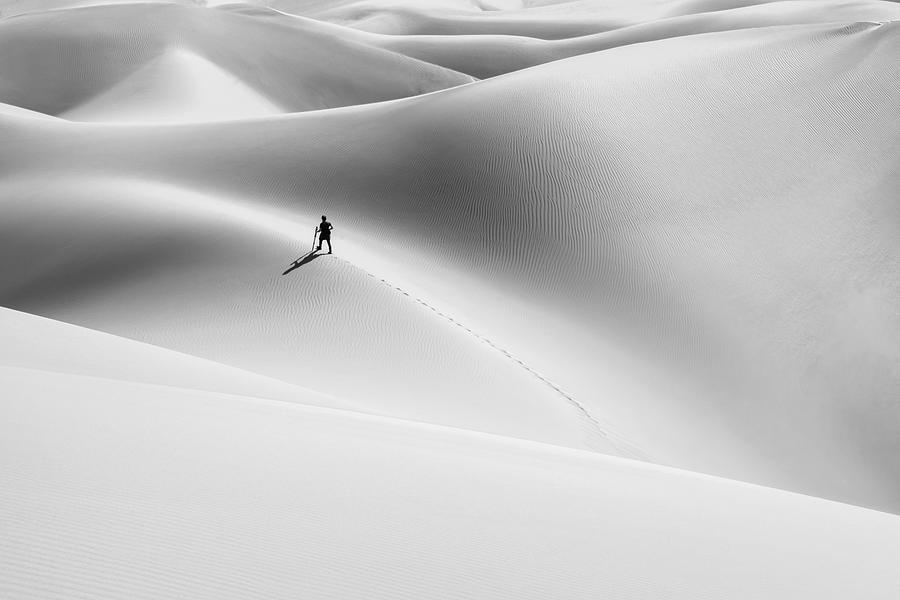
[0,3,475,120]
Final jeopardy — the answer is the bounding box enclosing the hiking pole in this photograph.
[312,227,318,252]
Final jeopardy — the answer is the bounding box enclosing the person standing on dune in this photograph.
[316,215,333,254]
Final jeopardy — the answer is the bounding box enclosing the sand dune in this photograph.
[4,365,900,599]
[248,0,640,37]
[205,0,900,80]
[250,0,900,39]
[0,175,604,451]
[356,0,900,77]
[0,101,57,120]
[3,0,900,596]
[0,3,473,121]
[60,49,286,123]
[0,0,202,18]
[2,18,898,509]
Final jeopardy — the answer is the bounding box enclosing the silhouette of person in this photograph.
[316,215,333,254]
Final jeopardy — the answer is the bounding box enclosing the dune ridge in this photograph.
[359,0,900,77]
[245,0,900,38]
[0,2,474,121]
[200,0,900,79]
[4,362,900,599]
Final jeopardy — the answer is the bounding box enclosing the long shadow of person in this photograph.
[282,250,321,276]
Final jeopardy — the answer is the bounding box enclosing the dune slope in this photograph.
[0,3,474,121]
[248,0,900,39]
[0,306,351,410]
[3,365,900,599]
[0,175,608,452]
[362,0,900,77]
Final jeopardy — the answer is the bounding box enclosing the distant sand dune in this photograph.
[60,49,286,123]
[0,0,202,18]
[247,0,900,38]
[357,0,900,77]
[203,1,900,79]
[0,3,474,120]
[247,0,636,37]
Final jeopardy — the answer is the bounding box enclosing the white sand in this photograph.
[2,0,900,597]
[4,362,900,599]
[0,3,474,121]
[0,306,351,409]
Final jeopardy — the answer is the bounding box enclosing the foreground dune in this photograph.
[1,306,350,409]
[4,360,900,599]
[2,0,900,597]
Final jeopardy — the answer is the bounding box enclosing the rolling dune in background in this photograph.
[0,3,474,120]
[358,0,900,77]
[2,0,900,597]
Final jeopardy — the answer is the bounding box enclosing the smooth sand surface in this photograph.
[4,366,900,599]
[0,3,474,120]
[3,0,900,597]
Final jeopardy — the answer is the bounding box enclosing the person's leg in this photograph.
[326,238,332,253]
[316,233,322,251]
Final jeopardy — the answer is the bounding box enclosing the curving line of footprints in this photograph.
[330,254,648,461]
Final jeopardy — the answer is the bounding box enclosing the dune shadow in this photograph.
[282,250,321,276]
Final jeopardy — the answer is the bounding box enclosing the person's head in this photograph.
[321,215,327,221]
